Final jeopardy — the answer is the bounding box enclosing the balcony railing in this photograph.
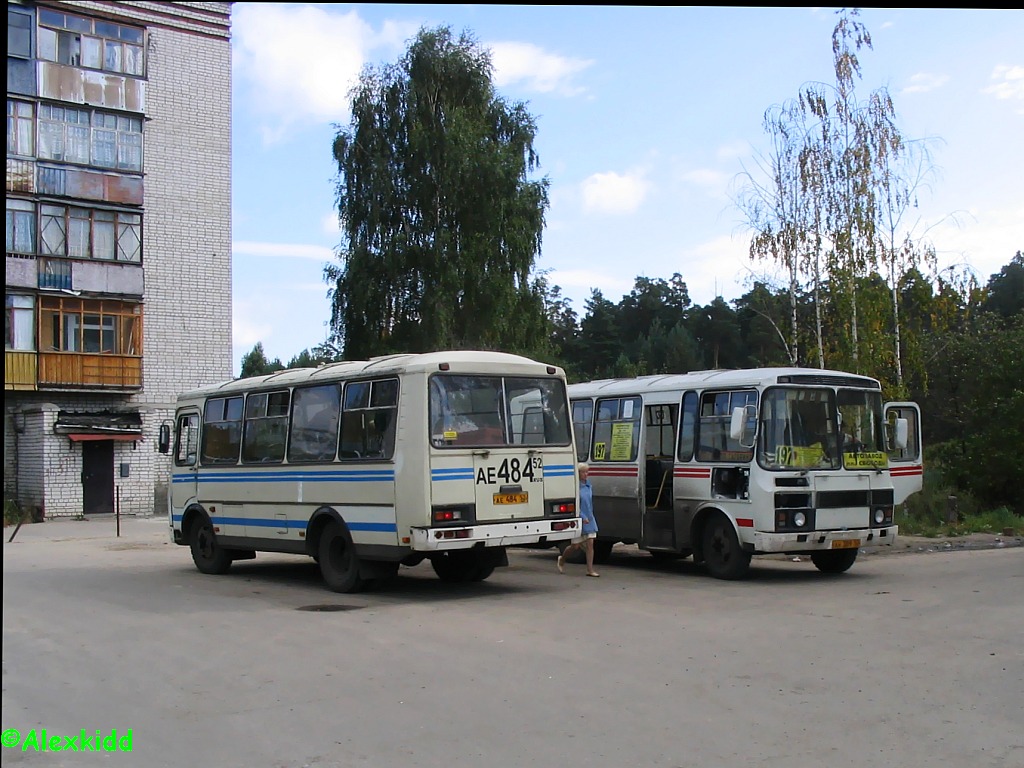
[38,257,73,290]
[38,352,142,390]
[4,351,38,390]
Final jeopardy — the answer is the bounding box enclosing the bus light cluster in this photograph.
[434,529,471,540]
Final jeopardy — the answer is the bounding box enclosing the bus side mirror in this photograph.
[729,407,747,442]
[893,418,908,451]
[158,423,171,454]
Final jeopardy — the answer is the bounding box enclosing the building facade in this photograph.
[5,1,232,518]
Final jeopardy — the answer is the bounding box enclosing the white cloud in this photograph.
[232,4,415,139]
[926,204,1024,283]
[680,168,731,199]
[488,41,593,96]
[983,65,1024,109]
[321,211,341,237]
[233,241,334,262]
[548,268,633,300]
[901,72,949,94]
[580,170,649,215]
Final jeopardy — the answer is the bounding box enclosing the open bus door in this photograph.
[884,402,923,505]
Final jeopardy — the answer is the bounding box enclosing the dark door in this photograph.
[82,440,115,514]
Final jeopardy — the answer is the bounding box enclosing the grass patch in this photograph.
[898,465,1020,537]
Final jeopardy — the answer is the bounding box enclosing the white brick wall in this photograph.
[4,2,232,519]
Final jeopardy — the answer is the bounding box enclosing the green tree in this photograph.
[326,26,550,359]
[983,252,1024,319]
[239,342,284,379]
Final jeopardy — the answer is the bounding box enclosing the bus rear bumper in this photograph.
[752,525,898,553]
[411,518,580,551]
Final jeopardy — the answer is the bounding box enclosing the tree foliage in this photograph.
[326,26,550,359]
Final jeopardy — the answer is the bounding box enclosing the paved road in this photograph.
[2,518,1022,768]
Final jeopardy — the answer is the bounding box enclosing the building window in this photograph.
[37,9,144,77]
[5,295,36,351]
[8,8,32,59]
[38,296,141,355]
[40,204,142,263]
[6,199,36,254]
[38,104,143,172]
[7,100,34,156]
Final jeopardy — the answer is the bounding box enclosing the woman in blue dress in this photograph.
[557,463,600,577]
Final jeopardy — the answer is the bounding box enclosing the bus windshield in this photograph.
[758,387,888,470]
[836,388,887,468]
[430,375,571,448]
[758,387,840,470]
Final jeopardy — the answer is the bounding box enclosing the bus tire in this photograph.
[702,514,751,580]
[190,513,232,575]
[472,564,495,582]
[318,521,366,593]
[431,551,480,583]
[811,548,858,574]
[593,539,614,564]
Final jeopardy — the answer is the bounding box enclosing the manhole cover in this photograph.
[296,604,362,612]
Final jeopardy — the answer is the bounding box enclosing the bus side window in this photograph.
[340,378,398,460]
[571,399,594,461]
[201,396,243,465]
[288,384,341,462]
[174,413,199,466]
[678,391,697,462]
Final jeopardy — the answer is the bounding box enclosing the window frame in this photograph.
[37,8,145,77]
[37,103,144,172]
[39,203,142,263]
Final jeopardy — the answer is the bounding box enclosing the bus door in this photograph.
[641,403,677,550]
[589,396,643,541]
[170,410,200,525]
[884,402,923,504]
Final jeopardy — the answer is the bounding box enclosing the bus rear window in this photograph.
[430,375,570,448]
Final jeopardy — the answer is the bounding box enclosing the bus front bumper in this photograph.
[752,525,898,553]
[411,518,580,551]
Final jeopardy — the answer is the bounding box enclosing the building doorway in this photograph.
[82,440,115,514]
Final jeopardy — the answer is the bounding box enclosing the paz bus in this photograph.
[160,351,580,592]
[567,368,923,579]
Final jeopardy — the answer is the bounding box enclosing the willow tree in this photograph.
[326,27,550,359]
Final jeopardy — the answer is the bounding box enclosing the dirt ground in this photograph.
[881,530,1023,555]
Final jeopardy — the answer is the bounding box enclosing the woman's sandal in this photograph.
[586,571,600,577]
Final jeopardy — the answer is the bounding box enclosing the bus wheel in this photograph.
[472,565,495,582]
[593,539,614,564]
[702,515,751,580]
[811,549,858,574]
[318,521,366,593]
[431,551,480,583]
[190,514,232,575]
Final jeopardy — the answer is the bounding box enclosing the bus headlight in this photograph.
[873,508,885,524]
[793,511,807,528]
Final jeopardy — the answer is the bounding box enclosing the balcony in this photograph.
[4,351,38,391]
[38,352,142,391]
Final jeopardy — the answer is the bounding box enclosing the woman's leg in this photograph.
[585,538,598,575]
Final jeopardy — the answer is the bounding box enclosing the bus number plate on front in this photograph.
[832,539,860,549]
[493,492,528,505]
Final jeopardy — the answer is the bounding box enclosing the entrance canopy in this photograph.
[54,410,143,441]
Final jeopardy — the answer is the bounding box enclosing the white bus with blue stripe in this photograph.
[162,351,581,592]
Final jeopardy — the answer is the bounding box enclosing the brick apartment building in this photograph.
[5,1,232,518]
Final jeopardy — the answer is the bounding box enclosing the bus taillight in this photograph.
[550,501,576,515]
[434,529,471,539]
[434,509,462,523]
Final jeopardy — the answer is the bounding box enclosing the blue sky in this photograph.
[230,5,1023,374]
